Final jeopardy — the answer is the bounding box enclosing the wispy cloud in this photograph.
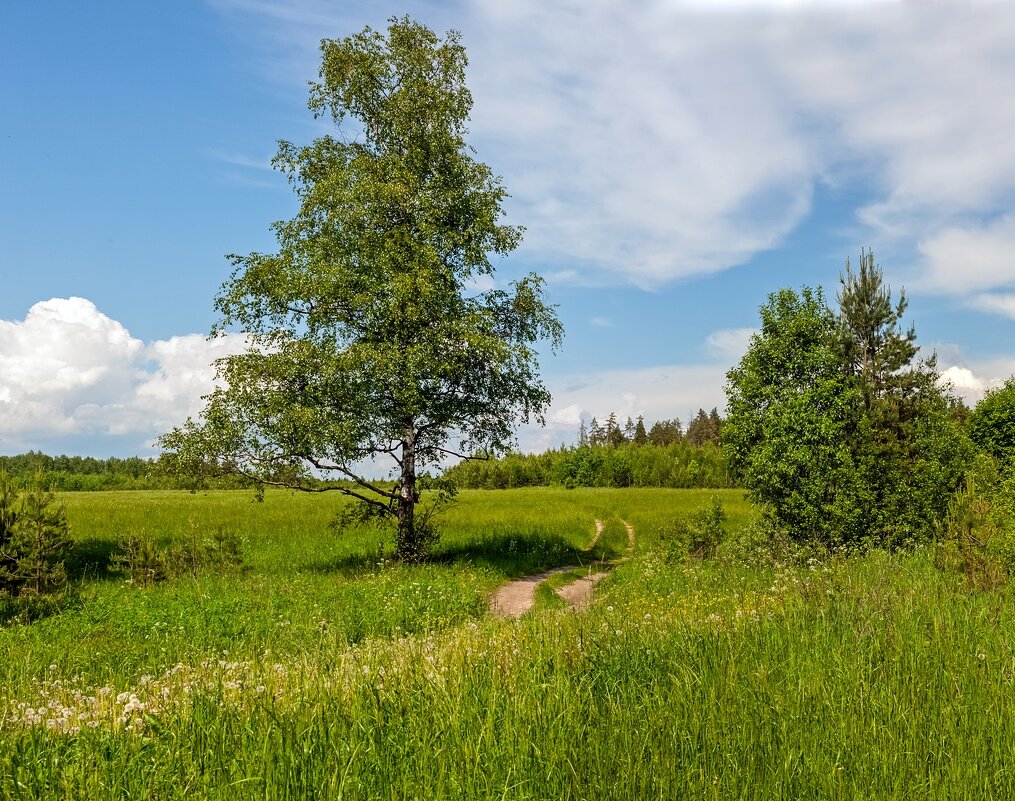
[972,293,1015,321]
[206,1,1015,297]
[919,215,1015,296]
[705,327,757,364]
[208,149,276,171]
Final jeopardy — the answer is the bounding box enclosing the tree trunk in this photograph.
[396,421,420,562]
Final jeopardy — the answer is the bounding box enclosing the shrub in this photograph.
[111,525,244,586]
[934,454,1013,590]
[661,497,728,562]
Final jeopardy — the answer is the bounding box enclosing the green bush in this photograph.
[934,454,1015,589]
[111,525,244,586]
[661,496,728,561]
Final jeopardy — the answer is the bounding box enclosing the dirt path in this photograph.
[489,565,576,618]
[489,518,634,618]
[554,570,608,609]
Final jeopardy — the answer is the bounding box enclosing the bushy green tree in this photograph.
[160,18,561,562]
[970,377,1015,467]
[725,287,858,542]
[725,255,970,547]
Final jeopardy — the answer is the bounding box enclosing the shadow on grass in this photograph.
[65,538,121,583]
[434,531,620,577]
[304,531,624,579]
[304,551,390,576]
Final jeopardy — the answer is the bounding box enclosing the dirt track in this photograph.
[489,517,634,618]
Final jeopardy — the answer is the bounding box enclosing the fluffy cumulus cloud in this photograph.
[933,343,1015,406]
[0,299,247,453]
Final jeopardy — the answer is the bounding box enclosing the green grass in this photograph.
[3,488,1015,799]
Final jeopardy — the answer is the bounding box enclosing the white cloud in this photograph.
[549,403,583,427]
[918,215,1015,295]
[466,0,815,286]
[972,293,1015,320]
[705,327,757,363]
[210,1,1015,295]
[516,362,729,452]
[0,299,248,453]
[934,346,1014,405]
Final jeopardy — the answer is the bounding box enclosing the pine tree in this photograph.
[606,412,625,446]
[838,249,918,411]
[577,419,589,447]
[708,408,724,442]
[648,418,682,445]
[0,472,72,597]
[624,416,635,441]
[686,409,712,446]
[589,417,603,446]
[633,415,648,445]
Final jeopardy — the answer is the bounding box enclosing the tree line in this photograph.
[444,440,732,489]
[579,409,723,448]
[0,452,250,492]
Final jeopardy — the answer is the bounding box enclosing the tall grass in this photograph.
[2,489,1013,799]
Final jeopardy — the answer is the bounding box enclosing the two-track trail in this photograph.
[489,518,635,618]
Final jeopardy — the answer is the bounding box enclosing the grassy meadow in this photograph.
[2,487,1015,799]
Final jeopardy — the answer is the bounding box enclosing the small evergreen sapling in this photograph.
[0,471,72,597]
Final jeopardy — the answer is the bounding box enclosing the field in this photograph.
[2,488,1015,799]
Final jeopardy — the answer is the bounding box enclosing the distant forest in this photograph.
[2,408,729,492]
[444,409,734,489]
[0,452,250,491]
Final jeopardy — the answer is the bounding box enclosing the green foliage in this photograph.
[660,496,728,561]
[936,452,1015,588]
[632,415,648,445]
[685,408,722,445]
[444,441,733,489]
[725,286,857,542]
[969,376,1015,466]
[111,525,244,587]
[0,471,73,598]
[159,18,561,562]
[648,418,683,445]
[725,255,971,547]
[0,452,254,492]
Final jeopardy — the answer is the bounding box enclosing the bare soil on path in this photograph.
[489,565,578,618]
[489,518,634,618]
[554,570,609,609]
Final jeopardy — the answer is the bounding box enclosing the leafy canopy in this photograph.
[724,254,970,547]
[970,377,1015,468]
[161,18,561,561]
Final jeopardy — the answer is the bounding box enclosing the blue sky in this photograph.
[3,0,1015,459]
